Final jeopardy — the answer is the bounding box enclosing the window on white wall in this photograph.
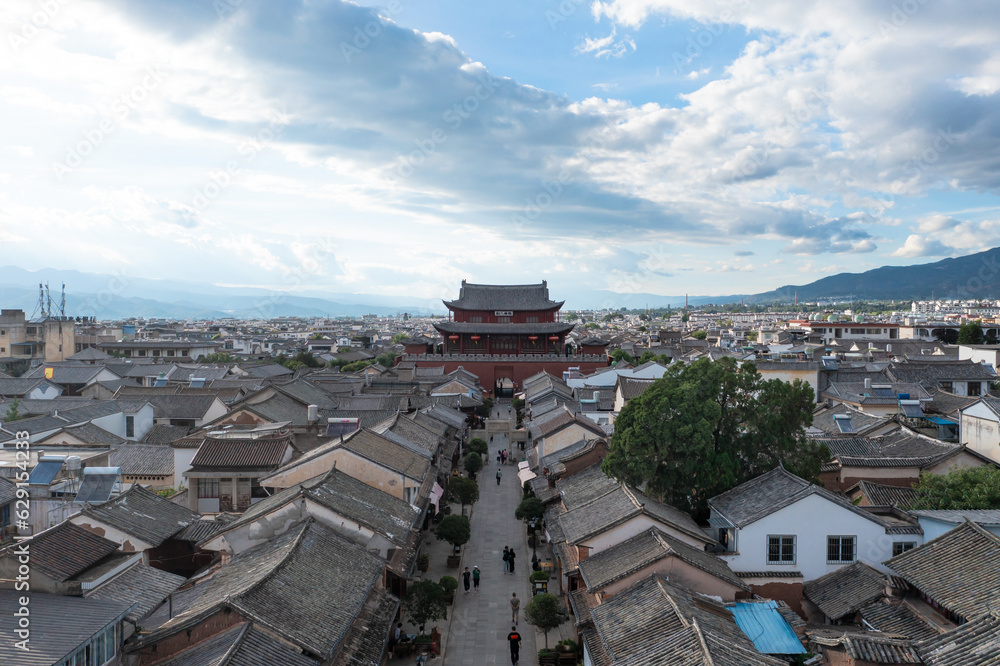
[892,541,915,556]
[767,535,795,564]
[827,535,856,563]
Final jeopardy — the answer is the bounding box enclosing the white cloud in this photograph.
[892,234,951,258]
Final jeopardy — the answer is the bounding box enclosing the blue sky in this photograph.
[0,0,999,309]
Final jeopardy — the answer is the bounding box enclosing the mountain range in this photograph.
[2,249,999,318]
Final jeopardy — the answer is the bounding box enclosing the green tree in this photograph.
[908,466,1000,510]
[392,333,410,344]
[375,351,398,367]
[681,313,690,323]
[601,357,824,517]
[308,333,325,340]
[958,321,985,345]
[691,330,708,340]
[609,349,635,365]
[3,398,21,423]
[475,397,494,419]
[514,496,544,523]
[449,476,480,511]
[463,452,483,476]
[436,514,471,550]
[524,593,568,649]
[403,579,447,631]
[468,438,488,457]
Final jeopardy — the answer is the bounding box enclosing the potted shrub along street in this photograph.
[440,575,458,605]
[436,514,471,568]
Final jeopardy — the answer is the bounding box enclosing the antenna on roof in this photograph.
[60,283,66,318]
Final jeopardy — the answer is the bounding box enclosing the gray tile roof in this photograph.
[24,364,109,384]
[79,484,198,546]
[582,574,782,666]
[557,463,621,511]
[858,600,941,641]
[42,422,127,447]
[305,468,420,545]
[849,480,919,507]
[140,519,384,661]
[908,509,1000,527]
[110,444,174,476]
[443,280,563,311]
[340,429,430,481]
[85,562,185,622]
[915,614,1000,665]
[0,521,120,581]
[887,360,997,387]
[803,562,888,621]
[190,433,292,470]
[144,394,222,419]
[0,377,58,396]
[151,622,320,666]
[578,527,747,592]
[0,591,133,666]
[336,586,399,666]
[560,481,709,546]
[710,467,896,532]
[141,423,192,444]
[0,477,16,506]
[884,520,1000,621]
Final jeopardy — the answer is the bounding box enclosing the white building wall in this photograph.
[960,402,1000,464]
[718,493,918,581]
[916,516,1000,542]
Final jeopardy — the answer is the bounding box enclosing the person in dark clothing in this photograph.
[472,565,481,593]
[507,548,516,574]
[496,468,502,486]
[502,546,510,574]
[462,566,471,593]
[507,626,522,664]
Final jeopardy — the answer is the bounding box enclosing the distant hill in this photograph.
[739,247,1000,304]
[0,267,440,319]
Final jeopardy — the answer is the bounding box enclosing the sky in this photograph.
[1,0,999,309]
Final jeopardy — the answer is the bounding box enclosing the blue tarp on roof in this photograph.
[926,416,956,425]
[730,601,806,655]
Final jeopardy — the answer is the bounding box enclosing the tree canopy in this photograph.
[514,496,544,523]
[601,357,824,517]
[463,452,483,476]
[449,476,480,510]
[435,514,471,548]
[958,321,985,345]
[908,465,1000,510]
[524,593,568,649]
[403,579,447,631]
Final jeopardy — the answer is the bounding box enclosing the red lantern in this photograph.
[528,335,538,341]
[449,335,459,341]
[471,335,481,341]
[548,335,559,341]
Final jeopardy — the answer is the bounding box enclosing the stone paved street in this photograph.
[443,401,536,665]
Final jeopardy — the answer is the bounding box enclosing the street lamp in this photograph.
[529,517,540,571]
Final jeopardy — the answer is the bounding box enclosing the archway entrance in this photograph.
[494,376,514,399]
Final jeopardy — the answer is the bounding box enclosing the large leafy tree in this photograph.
[958,321,985,345]
[908,466,1000,510]
[403,579,447,631]
[602,357,824,517]
[524,593,568,649]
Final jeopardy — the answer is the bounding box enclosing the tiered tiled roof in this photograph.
[443,280,563,311]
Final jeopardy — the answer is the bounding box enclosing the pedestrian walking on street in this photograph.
[508,548,516,575]
[472,565,481,593]
[502,546,510,574]
[510,593,520,623]
[507,625,522,664]
[462,567,471,593]
[496,468,502,486]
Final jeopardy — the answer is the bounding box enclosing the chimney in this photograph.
[864,378,872,390]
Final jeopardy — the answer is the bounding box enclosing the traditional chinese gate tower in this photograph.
[403,280,607,393]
